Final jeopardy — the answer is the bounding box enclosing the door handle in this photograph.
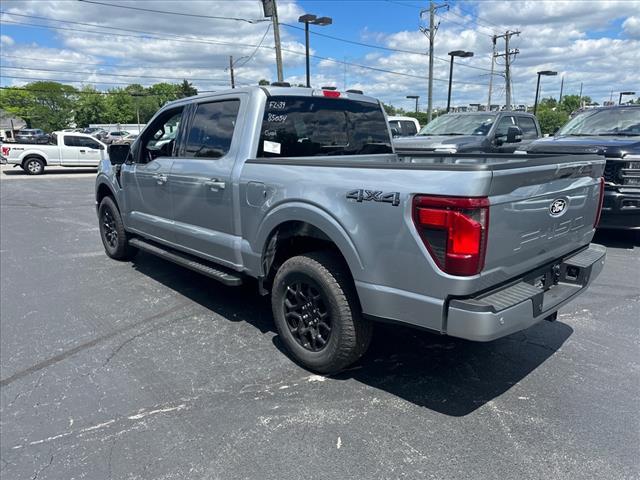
[204,178,226,191]
[153,174,168,185]
[80,149,86,153]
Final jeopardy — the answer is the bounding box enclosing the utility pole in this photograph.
[578,82,583,107]
[420,2,447,123]
[487,35,497,110]
[229,56,235,88]
[494,30,520,110]
[558,75,564,104]
[261,0,284,82]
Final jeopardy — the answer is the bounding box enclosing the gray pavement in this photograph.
[1,172,638,480]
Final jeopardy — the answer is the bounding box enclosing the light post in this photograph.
[298,14,332,88]
[533,70,557,115]
[619,91,635,105]
[446,50,474,113]
[406,95,420,113]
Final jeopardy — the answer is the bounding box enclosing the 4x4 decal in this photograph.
[346,189,401,206]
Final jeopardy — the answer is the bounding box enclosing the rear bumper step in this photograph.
[446,243,606,341]
[129,238,243,286]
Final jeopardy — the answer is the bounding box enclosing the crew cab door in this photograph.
[63,135,104,165]
[168,96,243,267]
[120,107,184,243]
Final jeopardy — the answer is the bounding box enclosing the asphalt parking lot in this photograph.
[1,168,638,480]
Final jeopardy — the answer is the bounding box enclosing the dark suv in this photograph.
[393,111,542,153]
[14,128,49,144]
[519,105,640,230]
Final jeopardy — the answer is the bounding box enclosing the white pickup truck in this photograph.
[0,131,107,175]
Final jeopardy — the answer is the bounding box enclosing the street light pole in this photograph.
[446,50,473,113]
[298,14,332,88]
[619,91,636,105]
[406,95,419,113]
[533,70,557,115]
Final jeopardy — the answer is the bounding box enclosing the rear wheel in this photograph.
[22,157,45,175]
[98,196,137,260]
[271,251,372,374]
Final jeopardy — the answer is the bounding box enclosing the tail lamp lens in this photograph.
[594,176,605,228]
[413,195,490,276]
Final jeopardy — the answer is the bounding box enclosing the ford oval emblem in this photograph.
[549,198,568,217]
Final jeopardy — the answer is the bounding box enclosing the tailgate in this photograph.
[482,155,605,281]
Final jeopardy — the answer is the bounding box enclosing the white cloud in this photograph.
[623,16,640,38]
[0,1,638,107]
[1,34,14,46]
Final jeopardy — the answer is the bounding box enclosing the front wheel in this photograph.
[271,251,372,374]
[22,157,45,175]
[98,196,137,260]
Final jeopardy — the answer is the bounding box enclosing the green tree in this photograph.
[178,79,197,98]
[74,86,107,127]
[0,81,77,131]
[258,79,270,86]
[104,88,135,124]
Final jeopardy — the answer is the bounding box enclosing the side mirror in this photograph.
[108,143,131,165]
[506,126,523,143]
[390,127,400,137]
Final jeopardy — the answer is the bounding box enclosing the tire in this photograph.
[98,196,137,261]
[271,251,372,374]
[22,157,45,175]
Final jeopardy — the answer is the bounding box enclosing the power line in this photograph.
[0,85,203,97]
[2,11,494,74]
[0,65,233,83]
[0,16,488,86]
[76,0,267,24]
[0,54,226,70]
[235,23,271,68]
[0,74,237,88]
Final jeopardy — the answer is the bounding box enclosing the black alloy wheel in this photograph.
[283,280,332,352]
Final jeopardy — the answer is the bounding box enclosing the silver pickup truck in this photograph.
[95,86,606,373]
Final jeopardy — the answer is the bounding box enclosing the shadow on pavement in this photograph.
[132,251,572,417]
[1,167,97,176]
[593,229,639,248]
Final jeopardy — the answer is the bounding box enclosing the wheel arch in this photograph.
[22,154,47,167]
[256,203,364,290]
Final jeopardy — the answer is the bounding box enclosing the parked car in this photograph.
[83,127,106,138]
[14,128,49,144]
[516,105,640,230]
[393,111,542,153]
[103,130,130,144]
[112,133,138,145]
[388,115,420,137]
[96,86,605,373]
[1,132,107,174]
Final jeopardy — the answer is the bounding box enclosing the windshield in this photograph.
[417,114,495,136]
[558,108,640,136]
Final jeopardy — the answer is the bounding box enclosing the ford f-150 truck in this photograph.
[515,105,640,230]
[393,111,542,153]
[95,86,606,373]
[1,132,107,174]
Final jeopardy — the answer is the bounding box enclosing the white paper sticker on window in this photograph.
[263,140,281,154]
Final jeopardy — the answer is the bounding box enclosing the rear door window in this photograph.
[63,136,82,147]
[258,96,392,157]
[184,100,240,159]
[495,116,515,137]
[401,120,418,136]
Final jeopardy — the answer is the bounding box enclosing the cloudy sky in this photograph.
[1,0,638,110]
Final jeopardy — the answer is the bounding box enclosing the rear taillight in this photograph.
[412,195,490,276]
[594,176,605,227]
[1,146,10,156]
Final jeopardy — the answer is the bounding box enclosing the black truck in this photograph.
[393,111,542,154]
[517,105,640,231]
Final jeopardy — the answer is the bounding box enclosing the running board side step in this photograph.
[129,238,243,286]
